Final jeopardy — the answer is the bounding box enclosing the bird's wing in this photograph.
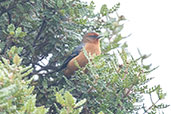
[58,43,85,71]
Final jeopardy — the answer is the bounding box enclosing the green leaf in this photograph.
[78,107,83,113]
[0,42,5,51]
[64,91,76,107]
[18,32,27,38]
[56,92,65,105]
[25,98,36,113]
[100,4,108,16]
[15,27,22,37]
[13,54,21,66]
[74,98,86,108]
[72,108,82,114]
[9,31,15,35]
[33,106,48,114]
[114,34,122,43]
[2,57,10,65]
[11,46,17,53]
[121,42,128,49]
[56,0,63,8]
[115,24,124,33]
[7,24,15,33]
[60,108,67,114]
[0,84,17,99]
[98,111,105,114]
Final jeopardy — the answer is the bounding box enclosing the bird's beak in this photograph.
[97,35,102,39]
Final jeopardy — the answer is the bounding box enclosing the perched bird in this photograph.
[58,32,102,77]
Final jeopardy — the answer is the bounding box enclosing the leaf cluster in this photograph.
[0,49,48,114]
[55,90,86,114]
[62,47,169,114]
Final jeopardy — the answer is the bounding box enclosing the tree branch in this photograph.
[7,12,12,24]
[33,19,47,47]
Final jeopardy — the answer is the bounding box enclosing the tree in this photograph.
[0,0,169,113]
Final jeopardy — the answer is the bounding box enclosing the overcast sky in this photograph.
[84,0,171,113]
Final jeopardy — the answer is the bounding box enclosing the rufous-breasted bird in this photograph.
[58,32,102,77]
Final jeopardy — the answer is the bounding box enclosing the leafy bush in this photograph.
[64,48,169,113]
[0,0,169,114]
[55,90,86,114]
[0,48,48,114]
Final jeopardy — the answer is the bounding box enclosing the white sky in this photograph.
[84,0,171,113]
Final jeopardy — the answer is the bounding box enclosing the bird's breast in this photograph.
[84,42,101,56]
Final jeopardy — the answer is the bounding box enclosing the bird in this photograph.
[58,32,102,77]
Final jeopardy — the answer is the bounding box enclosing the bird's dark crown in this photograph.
[85,32,101,39]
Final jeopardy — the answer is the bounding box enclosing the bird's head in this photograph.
[83,32,102,43]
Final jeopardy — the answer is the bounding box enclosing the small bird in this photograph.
[58,32,102,77]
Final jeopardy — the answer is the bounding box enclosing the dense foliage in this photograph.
[0,0,169,114]
[0,47,48,114]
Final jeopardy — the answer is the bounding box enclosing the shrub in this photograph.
[0,49,48,113]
